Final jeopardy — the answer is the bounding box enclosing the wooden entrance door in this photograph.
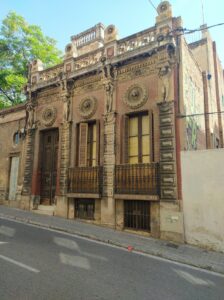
[40,129,59,205]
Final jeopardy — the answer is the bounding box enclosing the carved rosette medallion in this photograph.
[41,106,57,127]
[79,96,97,119]
[123,84,148,109]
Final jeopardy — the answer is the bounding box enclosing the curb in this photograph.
[1,213,224,276]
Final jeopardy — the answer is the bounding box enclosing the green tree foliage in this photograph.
[0,11,62,107]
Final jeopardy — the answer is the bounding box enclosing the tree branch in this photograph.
[0,86,14,102]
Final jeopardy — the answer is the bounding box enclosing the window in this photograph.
[87,123,97,167]
[78,121,99,167]
[124,200,150,231]
[13,132,20,145]
[75,199,95,220]
[126,113,152,164]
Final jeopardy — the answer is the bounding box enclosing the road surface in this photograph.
[0,218,223,300]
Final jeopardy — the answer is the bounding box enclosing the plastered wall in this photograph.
[181,149,224,252]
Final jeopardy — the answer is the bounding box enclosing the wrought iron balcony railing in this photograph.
[115,163,160,195]
[68,166,102,194]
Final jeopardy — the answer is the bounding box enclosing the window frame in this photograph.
[122,111,153,164]
[77,120,100,167]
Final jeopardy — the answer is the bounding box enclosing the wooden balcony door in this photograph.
[40,129,59,205]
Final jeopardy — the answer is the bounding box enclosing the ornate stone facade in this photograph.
[1,1,223,244]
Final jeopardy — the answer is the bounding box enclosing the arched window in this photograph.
[13,132,20,145]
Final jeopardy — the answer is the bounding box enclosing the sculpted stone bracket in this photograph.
[60,75,75,123]
[25,102,36,130]
[158,64,172,102]
[156,45,176,103]
[158,101,177,201]
[101,57,118,114]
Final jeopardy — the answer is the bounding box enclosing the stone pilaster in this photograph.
[158,101,177,201]
[22,129,35,195]
[59,122,70,196]
[101,112,116,227]
[55,122,70,218]
[158,101,184,243]
[21,128,35,210]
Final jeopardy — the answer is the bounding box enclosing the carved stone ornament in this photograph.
[79,97,97,119]
[123,84,148,109]
[41,106,57,127]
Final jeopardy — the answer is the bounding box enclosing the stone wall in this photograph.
[180,38,206,150]
[0,107,26,206]
[189,30,221,147]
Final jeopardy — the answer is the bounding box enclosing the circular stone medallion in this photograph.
[79,97,97,119]
[123,84,148,109]
[42,106,57,127]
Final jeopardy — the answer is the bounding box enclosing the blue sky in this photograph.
[0,0,223,64]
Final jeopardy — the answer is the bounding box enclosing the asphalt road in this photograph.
[0,218,223,300]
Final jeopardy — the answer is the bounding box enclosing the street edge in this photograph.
[0,213,223,276]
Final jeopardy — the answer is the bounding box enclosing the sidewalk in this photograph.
[0,205,224,275]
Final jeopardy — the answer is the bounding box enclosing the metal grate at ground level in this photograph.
[124,200,150,231]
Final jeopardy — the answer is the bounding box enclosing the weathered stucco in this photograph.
[181,149,224,252]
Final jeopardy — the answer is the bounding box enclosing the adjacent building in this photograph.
[0,1,223,244]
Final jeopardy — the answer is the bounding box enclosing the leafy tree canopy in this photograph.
[0,11,62,107]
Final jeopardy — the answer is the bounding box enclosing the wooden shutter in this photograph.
[79,123,88,167]
[149,110,154,162]
[122,115,129,164]
[95,120,100,166]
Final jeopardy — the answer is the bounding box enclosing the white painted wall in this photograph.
[181,149,224,253]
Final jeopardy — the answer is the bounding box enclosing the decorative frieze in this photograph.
[160,151,174,161]
[123,84,148,109]
[78,96,98,119]
[117,29,156,55]
[160,138,174,149]
[160,162,175,173]
[74,75,102,88]
[73,75,102,94]
[160,115,172,126]
[161,187,177,199]
[41,106,57,127]
[161,174,175,185]
[117,59,157,81]
[160,127,173,138]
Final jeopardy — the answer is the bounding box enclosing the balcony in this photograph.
[68,166,102,198]
[115,163,160,201]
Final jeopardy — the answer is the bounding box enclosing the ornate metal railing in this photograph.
[115,163,160,195]
[68,166,102,194]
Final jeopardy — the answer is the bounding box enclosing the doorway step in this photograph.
[33,205,55,216]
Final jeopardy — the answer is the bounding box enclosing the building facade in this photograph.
[0,1,223,243]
